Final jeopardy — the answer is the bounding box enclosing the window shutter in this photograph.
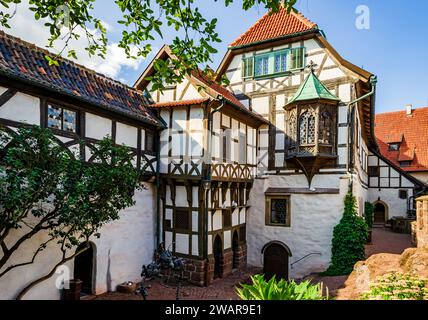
[288,47,305,70]
[242,57,254,79]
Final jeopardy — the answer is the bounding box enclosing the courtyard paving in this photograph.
[95,228,413,300]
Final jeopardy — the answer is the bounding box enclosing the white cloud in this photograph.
[0,1,144,79]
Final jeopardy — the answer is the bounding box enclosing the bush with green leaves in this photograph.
[361,273,428,300]
[364,202,374,229]
[236,275,326,300]
[0,126,141,299]
[323,193,368,276]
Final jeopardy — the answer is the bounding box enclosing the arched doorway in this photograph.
[262,241,291,280]
[232,231,239,269]
[374,202,387,223]
[74,242,95,295]
[213,235,223,279]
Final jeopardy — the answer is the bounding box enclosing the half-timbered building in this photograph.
[134,46,268,285]
[0,30,163,299]
[0,6,426,299]
[215,8,425,279]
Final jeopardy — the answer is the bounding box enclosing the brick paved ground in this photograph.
[95,267,261,300]
[96,228,413,300]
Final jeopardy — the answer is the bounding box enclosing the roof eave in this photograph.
[0,69,165,129]
[228,28,319,50]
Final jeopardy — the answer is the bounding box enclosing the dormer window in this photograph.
[399,161,411,167]
[388,143,400,151]
[242,47,305,80]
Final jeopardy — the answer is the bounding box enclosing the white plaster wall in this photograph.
[0,92,40,125]
[116,122,138,148]
[368,188,412,218]
[0,186,156,300]
[246,174,349,279]
[85,113,112,140]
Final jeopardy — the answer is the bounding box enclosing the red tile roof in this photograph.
[229,8,317,48]
[191,69,268,124]
[375,107,428,172]
[151,98,209,108]
[0,31,162,127]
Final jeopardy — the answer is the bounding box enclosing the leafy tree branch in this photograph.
[0,0,297,89]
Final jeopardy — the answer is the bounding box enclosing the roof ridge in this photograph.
[0,30,139,93]
[291,11,317,29]
[376,106,428,116]
[229,7,317,48]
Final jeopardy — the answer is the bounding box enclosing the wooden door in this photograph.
[213,235,223,279]
[74,243,94,295]
[263,244,289,280]
[374,203,386,223]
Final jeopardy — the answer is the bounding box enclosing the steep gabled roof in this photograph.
[375,107,428,173]
[134,45,269,126]
[0,30,162,128]
[229,8,318,48]
[287,71,340,105]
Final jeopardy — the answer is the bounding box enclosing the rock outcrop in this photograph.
[336,248,428,300]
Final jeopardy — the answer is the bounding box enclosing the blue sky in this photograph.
[4,1,428,113]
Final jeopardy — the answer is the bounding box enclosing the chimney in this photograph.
[406,104,413,116]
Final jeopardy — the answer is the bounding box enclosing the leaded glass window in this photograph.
[299,112,315,145]
[288,111,297,147]
[271,199,287,224]
[266,196,290,227]
[47,104,77,133]
[319,111,332,144]
[174,208,190,230]
[274,52,287,73]
[255,56,269,77]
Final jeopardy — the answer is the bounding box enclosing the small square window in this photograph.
[223,210,232,228]
[399,190,408,199]
[368,166,379,177]
[265,196,290,227]
[47,104,77,133]
[174,208,190,231]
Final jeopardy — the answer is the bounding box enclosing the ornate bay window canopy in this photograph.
[284,64,340,186]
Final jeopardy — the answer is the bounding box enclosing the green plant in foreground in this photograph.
[323,193,368,276]
[361,273,428,300]
[236,274,327,300]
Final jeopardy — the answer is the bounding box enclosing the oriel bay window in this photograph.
[283,70,340,186]
[47,104,78,133]
[242,47,306,80]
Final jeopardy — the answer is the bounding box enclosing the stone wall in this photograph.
[416,196,428,248]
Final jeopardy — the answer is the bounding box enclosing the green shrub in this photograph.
[236,274,326,300]
[361,273,428,300]
[364,202,374,229]
[323,193,368,276]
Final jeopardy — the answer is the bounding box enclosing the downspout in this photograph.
[155,138,161,247]
[203,96,225,285]
[155,118,167,248]
[346,75,377,191]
